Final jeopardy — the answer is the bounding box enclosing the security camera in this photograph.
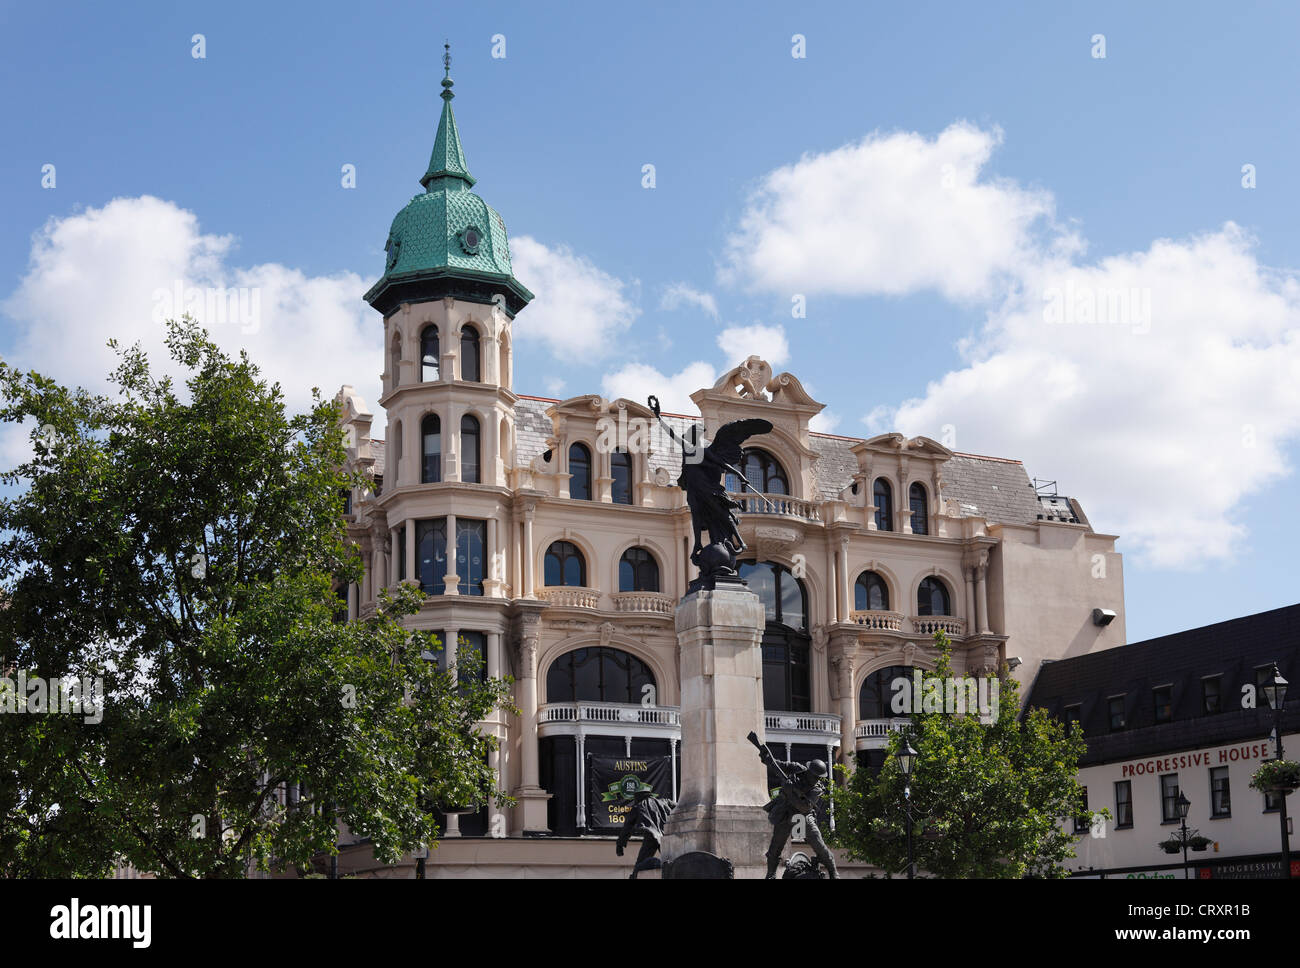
[1006,656,1023,671]
[1092,608,1116,627]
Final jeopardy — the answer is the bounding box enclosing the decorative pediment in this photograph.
[548,394,604,418]
[712,356,775,401]
[705,356,823,411]
[767,371,818,407]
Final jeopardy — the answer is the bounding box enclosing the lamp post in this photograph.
[1176,791,1191,880]
[897,737,918,881]
[1261,663,1291,880]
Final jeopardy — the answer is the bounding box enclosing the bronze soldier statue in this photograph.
[748,732,838,879]
[615,789,676,879]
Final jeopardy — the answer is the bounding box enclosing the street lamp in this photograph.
[897,737,918,881]
[1176,791,1191,880]
[1262,662,1292,880]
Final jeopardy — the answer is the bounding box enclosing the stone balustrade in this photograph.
[611,591,675,614]
[538,586,600,609]
[909,614,967,637]
[728,491,821,522]
[849,609,905,631]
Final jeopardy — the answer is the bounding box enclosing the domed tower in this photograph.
[366,46,532,495]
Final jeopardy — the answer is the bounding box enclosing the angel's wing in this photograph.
[706,418,773,467]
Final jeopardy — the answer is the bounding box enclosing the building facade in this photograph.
[1027,605,1299,880]
[332,66,1128,876]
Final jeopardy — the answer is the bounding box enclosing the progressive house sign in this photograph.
[1117,741,1273,778]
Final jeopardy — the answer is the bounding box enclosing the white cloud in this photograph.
[809,410,841,434]
[2,196,378,464]
[723,121,1300,566]
[883,224,1300,568]
[510,236,640,357]
[720,122,1059,302]
[601,361,717,415]
[660,283,718,319]
[543,376,566,397]
[716,323,790,368]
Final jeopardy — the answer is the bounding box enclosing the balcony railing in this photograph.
[849,609,904,631]
[539,701,680,728]
[538,587,600,609]
[611,591,675,615]
[850,610,966,637]
[728,491,821,522]
[536,703,841,739]
[854,717,913,740]
[765,711,841,735]
[910,615,966,637]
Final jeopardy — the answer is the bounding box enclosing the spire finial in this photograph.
[421,39,474,191]
[441,41,454,100]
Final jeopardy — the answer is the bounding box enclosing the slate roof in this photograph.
[511,397,1050,527]
[515,397,555,466]
[1025,604,1300,765]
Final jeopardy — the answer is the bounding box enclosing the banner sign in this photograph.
[587,755,672,829]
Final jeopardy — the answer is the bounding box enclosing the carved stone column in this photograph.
[830,646,857,771]
[897,456,912,535]
[521,503,536,598]
[511,611,550,835]
[838,535,851,623]
[442,513,459,595]
[975,552,991,634]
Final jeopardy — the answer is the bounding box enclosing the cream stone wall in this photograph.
[337,304,1128,866]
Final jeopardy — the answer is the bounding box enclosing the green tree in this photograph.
[0,319,513,878]
[829,632,1096,878]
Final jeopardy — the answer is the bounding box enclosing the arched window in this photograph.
[544,540,586,587]
[859,664,912,719]
[460,414,481,484]
[873,478,893,531]
[611,449,633,505]
[917,576,951,616]
[568,443,592,500]
[455,518,485,595]
[618,547,659,592]
[909,482,929,535]
[546,647,655,704]
[416,518,447,595]
[727,449,787,495]
[421,414,441,483]
[738,560,810,711]
[460,325,481,382]
[420,325,439,381]
[854,570,890,611]
[390,335,402,388]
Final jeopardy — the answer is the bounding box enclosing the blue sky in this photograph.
[2,1,1299,643]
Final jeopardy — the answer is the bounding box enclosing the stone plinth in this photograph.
[661,587,771,877]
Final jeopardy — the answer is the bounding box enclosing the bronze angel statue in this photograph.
[648,396,774,591]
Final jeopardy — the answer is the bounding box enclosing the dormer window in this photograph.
[611,449,633,505]
[873,478,893,531]
[569,443,592,500]
[728,448,787,495]
[909,482,929,535]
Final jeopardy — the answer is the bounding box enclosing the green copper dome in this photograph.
[364,56,533,317]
